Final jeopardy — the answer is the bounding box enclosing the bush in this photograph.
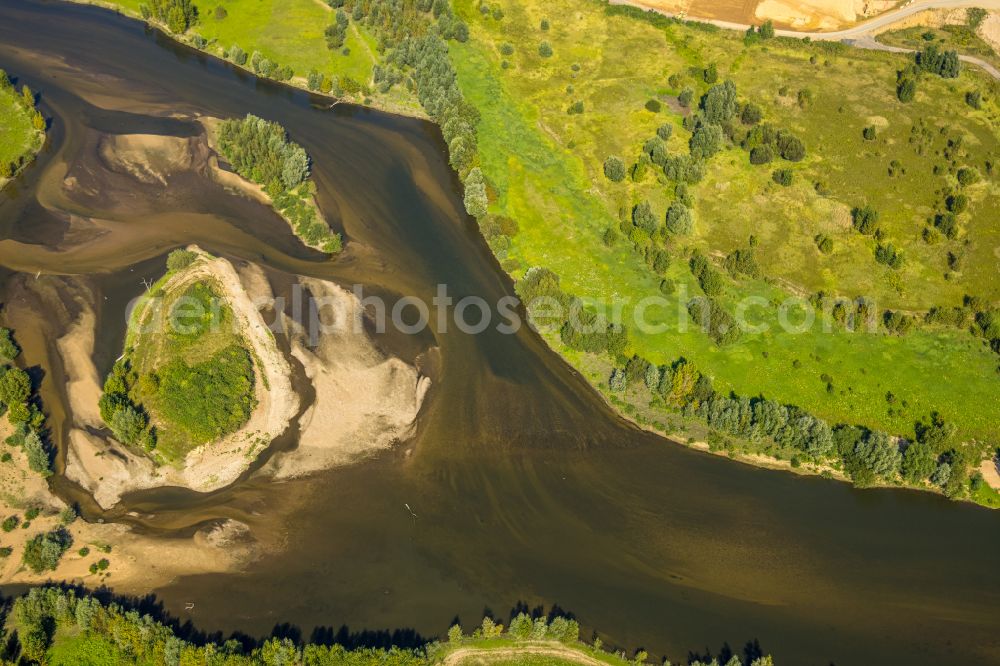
[166,249,198,272]
[644,99,662,112]
[22,528,72,573]
[897,77,917,102]
[656,123,673,140]
[772,168,793,186]
[0,328,20,361]
[538,41,553,58]
[749,145,773,165]
[862,126,876,141]
[956,167,979,186]
[603,156,626,182]
[965,90,982,109]
[463,167,488,218]
[665,202,693,235]
[213,5,226,19]
[851,205,880,235]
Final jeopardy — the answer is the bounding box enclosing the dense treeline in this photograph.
[216,114,342,252]
[6,588,765,666]
[0,326,51,477]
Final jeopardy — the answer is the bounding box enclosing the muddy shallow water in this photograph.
[1,1,999,664]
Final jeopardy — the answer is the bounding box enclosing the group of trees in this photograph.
[139,0,198,34]
[896,45,960,103]
[216,114,342,251]
[0,327,50,477]
[99,359,157,451]
[10,587,715,666]
[608,341,969,491]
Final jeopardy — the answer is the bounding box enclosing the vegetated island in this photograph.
[0,69,46,189]
[201,114,343,253]
[67,246,298,506]
[7,587,778,666]
[61,246,427,509]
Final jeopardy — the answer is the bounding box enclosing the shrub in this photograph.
[603,156,626,182]
[897,77,917,102]
[166,249,198,272]
[538,41,553,58]
[665,202,693,235]
[851,205,880,235]
[0,328,20,361]
[656,124,673,140]
[862,126,876,141]
[632,201,658,234]
[956,167,979,186]
[772,168,793,186]
[463,167,488,218]
[965,90,982,109]
[749,145,773,165]
[644,99,662,112]
[22,528,72,573]
[213,5,226,19]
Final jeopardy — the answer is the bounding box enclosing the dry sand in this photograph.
[0,420,255,590]
[265,277,430,479]
[980,457,1000,490]
[97,133,193,185]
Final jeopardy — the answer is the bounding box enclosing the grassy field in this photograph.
[449,0,1000,444]
[85,0,422,114]
[0,82,43,180]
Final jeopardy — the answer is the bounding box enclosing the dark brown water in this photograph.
[1,1,998,664]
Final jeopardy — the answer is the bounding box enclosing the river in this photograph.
[0,1,998,663]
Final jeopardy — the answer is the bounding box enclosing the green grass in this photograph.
[0,85,42,174]
[450,0,1000,444]
[877,22,1000,70]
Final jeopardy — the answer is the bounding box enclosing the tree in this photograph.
[897,77,917,102]
[902,441,936,483]
[448,624,463,643]
[759,19,775,39]
[603,155,626,182]
[656,123,673,140]
[957,167,979,186]
[281,146,310,189]
[22,528,72,573]
[463,167,488,218]
[700,80,738,124]
[632,201,658,234]
[0,366,31,408]
[689,123,723,160]
[166,248,198,272]
[0,328,20,361]
[24,431,51,476]
[965,90,982,109]
[665,202,693,235]
[749,145,773,165]
[851,205,879,235]
[227,44,248,66]
[741,103,763,125]
[110,406,147,446]
[703,63,718,84]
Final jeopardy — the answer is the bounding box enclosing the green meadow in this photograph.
[450,0,1000,443]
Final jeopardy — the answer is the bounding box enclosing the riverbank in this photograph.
[64,0,429,121]
[0,71,45,191]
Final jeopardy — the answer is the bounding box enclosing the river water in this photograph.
[0,1,998,663]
